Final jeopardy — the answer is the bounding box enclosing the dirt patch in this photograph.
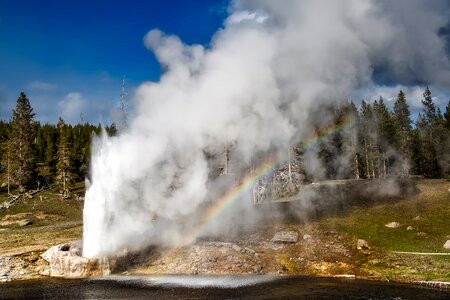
[0,213,33,227]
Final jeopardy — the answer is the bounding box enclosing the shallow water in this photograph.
[1,275,449,299]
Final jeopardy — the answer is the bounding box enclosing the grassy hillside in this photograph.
[0,182,84,256]
[324,179,450,253]
[317,179,450,281]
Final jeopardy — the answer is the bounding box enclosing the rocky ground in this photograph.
[129,228,360,277]
[0,228,361,282]
[0,179,449,286]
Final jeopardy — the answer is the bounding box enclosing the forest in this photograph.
[0,87,449,197]
[0,92,117,196]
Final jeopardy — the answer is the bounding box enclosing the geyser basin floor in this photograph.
[1,179,448,283]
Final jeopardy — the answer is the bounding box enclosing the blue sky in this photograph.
[0,0,227,124]
[0,0,449,125]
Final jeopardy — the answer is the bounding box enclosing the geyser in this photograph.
[83,0,450,258]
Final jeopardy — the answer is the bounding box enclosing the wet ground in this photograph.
[1,275,449,299]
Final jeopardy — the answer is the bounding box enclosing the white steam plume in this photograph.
[83,0,450,258]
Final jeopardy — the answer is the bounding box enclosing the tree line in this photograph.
[304,87,450,180]
[0,88,449,196]
[0,92,117,196]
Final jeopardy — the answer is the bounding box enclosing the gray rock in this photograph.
[271,231,298,243]
[443,240,450,249]
[417,232,427,237]
[357,239,369,250]
[18,219,33,226]
[244,247,256,255]
[407,226,414,231]
[41,241,111,278]
[232,244,242,252]
[303,234,312,240]
[0,257,11,279]
[385,222,401,228]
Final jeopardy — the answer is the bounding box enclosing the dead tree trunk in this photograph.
[364,139,370,179]
[223,145,228,175]
[354,153,360,179]
[288,147,292,184]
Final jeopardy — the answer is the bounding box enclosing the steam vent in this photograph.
[41,241,111,278]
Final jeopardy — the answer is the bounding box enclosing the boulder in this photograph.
[303,234,312,240]
[443,240,450,250]
[0,257,11,282]
[41,241,112,278]
[271,231,298,243]
[356,239,369,250]
[18,219,33,227]
[231,244,242,252]
[385,222,401,228]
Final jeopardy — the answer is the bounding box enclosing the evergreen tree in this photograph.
[392,90,412,175]
[435,107,449,175]
[359,100,376,178]
[8,92,36,191]
[444,100,450,131]
[56,118,74,198]
[416,87,440,177]
[347,101,360,179]
[0,120,11,173]
[373,97,398,177]
[409,128,426,175]
[443,101,450,176]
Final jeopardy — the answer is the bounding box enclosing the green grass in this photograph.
[0,187,83,227]
[314,179,450,281]
[323,179,450,253]
[0,181,84,254]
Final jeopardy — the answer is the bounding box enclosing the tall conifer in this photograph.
[8,92,36,191]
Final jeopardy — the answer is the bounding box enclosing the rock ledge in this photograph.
[41,241,111,278]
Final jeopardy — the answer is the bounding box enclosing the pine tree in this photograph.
[443,101,450,176]
[444,100,450,131]
[348,101,360,179]
[359,100,376,178]
[0,120,11,173]
[8,92,36,192]
[0,123,12,194]
[56,118,74,198]
[35,124,58,176]
[373,98,398,177]
[417,87,440,177]
[409,128,425,175]
[421,87,437,125]
[393,90,412,175]
[435,107,449,175]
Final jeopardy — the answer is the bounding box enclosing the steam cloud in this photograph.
[83,0,450,258]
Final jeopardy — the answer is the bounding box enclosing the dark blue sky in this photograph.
[0,0,227,123]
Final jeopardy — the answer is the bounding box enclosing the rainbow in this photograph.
[180,117,356,247]
[181,161,277,246]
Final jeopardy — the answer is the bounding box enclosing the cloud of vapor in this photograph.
[83,0,450,258]
[58,92,87,123]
